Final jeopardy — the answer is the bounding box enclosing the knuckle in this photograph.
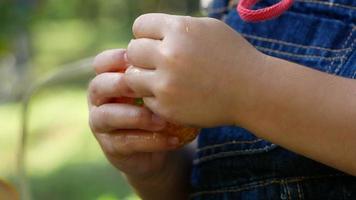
[94,106,112,132]
[98,106,110,123]
[126,40,134,56]
[133,14,148,34]
[156,78,175,97]
[89,108,101,133]
[126,40,137,64]
[93,50,111,72]
[93,54,103,73]
[160,46,183,65]
[88,75,103,98]
[130,109,149,127]
[171,16,189,32]
[112,74,123,93]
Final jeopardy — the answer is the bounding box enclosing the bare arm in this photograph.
[237,54,356,176]
[120,13,356,178]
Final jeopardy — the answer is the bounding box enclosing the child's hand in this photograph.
[124,14,265,127]
[88,49,185,181]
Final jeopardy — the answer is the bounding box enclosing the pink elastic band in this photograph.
[237,0,294,22]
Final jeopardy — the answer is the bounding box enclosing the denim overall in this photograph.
[190,0,356,199]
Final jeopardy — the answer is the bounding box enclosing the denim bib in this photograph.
[190,0,356,199]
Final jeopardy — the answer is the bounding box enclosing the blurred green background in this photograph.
[0,1,201,199]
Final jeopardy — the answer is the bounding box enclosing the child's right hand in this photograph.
[88,49,184,182]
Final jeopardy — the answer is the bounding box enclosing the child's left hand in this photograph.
[124,13,266,127]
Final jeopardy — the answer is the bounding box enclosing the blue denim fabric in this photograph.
[190,0,356,199]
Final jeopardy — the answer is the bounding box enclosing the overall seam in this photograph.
[189,174,346,198]
[194,144,278,164]
[280,182,288,200]
[295,0,356,10]
[256,46,347,60]
[285,182,292,200]
[296,182,304,200]
[352,70,356,79]
[281,181,292,200]
[345,36,356,77]
[242,33,352,52]
[197,139,264,152]
[333,26,356,75]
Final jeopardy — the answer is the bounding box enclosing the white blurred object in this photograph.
[200,0,214,15]
[200,0,213,9]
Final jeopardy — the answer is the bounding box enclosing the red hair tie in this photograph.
[237,0,294,22]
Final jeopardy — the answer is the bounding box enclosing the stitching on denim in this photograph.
[295,0,356,10]
[242,33,352,52]
[193,144,278,164]
[296,182,303,200]
[189,174,346,198]
[280,182,288,200]
[329,27,355,73]
[280,181,287,200]
[281,181,291,200]
[333,27,356,75]
[296,0,356,10]
[256,46,347,61]
[352,71,356,79]
[344,37,356,76]
[197,139,264,153]
[285,181,292,200]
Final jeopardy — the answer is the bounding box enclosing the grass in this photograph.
[0,86,139,200]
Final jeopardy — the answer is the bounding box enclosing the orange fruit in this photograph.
[115,97,199,146]
[117,67,199,146]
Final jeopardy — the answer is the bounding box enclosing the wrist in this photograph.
[232,51,276,127]
[126,149,192,199]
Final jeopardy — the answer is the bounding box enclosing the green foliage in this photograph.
[0,88,138,199]
[0,1,32,54]
[0,0,200,73]
[0,0,200,198]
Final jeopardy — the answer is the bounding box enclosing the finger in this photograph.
[89,103,167,133]
[96,131,180,156]
[89,72,136,106]
[93,49,128,74]
[124,66,156,97]
[133,13,171,40]
[142,97,161,116]
[127,38,161,69]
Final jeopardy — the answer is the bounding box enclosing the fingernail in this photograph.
[168,137,179,147]
[152,114,166,126]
